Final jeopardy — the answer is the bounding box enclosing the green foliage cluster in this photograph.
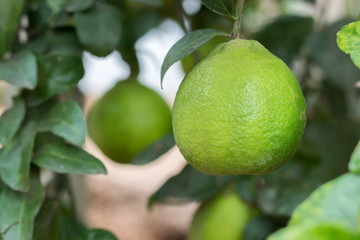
[0,0,360,239]
[0,0,172,239]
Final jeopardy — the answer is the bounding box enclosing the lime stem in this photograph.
[232,0,245,38]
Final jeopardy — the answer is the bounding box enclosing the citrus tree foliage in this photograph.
[1,0,360,239]
[0,0,169,238]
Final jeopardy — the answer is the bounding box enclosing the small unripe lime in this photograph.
[87,80,172,163]
[173,39,306,175]
[188,190,258,240]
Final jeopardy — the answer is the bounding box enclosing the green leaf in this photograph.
[235,175,257,204]
[298,120,356,182]
[253,16,313,65]
[268,222,360,240]
[87,229,118,240]
[64,0,93,12]
[149,164,232,206]
[39,101,87,146]
[129,0,162,6]
[308,19,360,90]
[0,51,37,89]
[289,173,360,231]
[47,0,93,14]
[349,141,360,174]
[200,0,232,17]
[74,3,122,57]
[0,0,24,56]
[255,159,321,217]
[243,216,282,240]
[131,133,175,165]
[32,141,106,175]
[25,53,84,106]
[27,30,82,55]
[336,21,360,69]
[0,121,37,192]
[35,208,88,240]
[27,2,52,30]
[0,171,43,240]
[161,29,228,86]
[0,99,26,147]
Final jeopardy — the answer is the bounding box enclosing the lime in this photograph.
[172,39,306,175]
[87,79,172,163]
[188,189,257,240]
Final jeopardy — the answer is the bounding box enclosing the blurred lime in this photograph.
[188,189,258,240]
[173,39,306,175]
[87,79,172,163]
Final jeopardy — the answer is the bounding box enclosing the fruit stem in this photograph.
[232,0,245,39]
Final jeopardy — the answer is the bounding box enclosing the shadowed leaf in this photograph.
[0,99,26,147]
[33,140,106,175]
[74,3,122,57]
[39,101,87,146]
[0,121,37,192]
[0,171,43,240]
[0,51,37,89]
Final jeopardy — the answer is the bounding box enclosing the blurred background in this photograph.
[1,0,360,239]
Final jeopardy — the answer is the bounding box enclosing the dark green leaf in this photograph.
[74,3,122,57]
[0,121,37,192]
[253,16,313,65]
[181,36,229,73]
[349,141,360,174]
[161,29,228,86]
[289,173,360,231]
[0,0,24,56]
[0,51,37,89]
[256,176,319,217]
[64,0,93,12]
[268,222,360,240]
[336,21,360,69]
[46,0,93,13]
[129,0,162,6]
[87,229,117,240]
[149,164,232,206]
[243,216,282,240]
[39,101,87,146]
[32,141,106,175]
[27,30,82,55]
[27,2,52,29]
[0,99,26,147]
[34,197,117,240]
[34,207,88,240]
[255,160,321,217]
[131,133,175,165]
[0,171,43,240]
[26,53,84,106]
[235,175,257,204]
[308,19,360,90]
[200,0,232,17]
[298,120,356,182]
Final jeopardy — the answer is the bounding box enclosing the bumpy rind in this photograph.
[172,39,306,175]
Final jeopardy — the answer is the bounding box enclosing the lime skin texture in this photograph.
[172,39,306,175]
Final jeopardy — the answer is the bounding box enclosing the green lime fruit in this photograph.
[172,39,306,175]
[87,79,172,163]
[188,189,258,240]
